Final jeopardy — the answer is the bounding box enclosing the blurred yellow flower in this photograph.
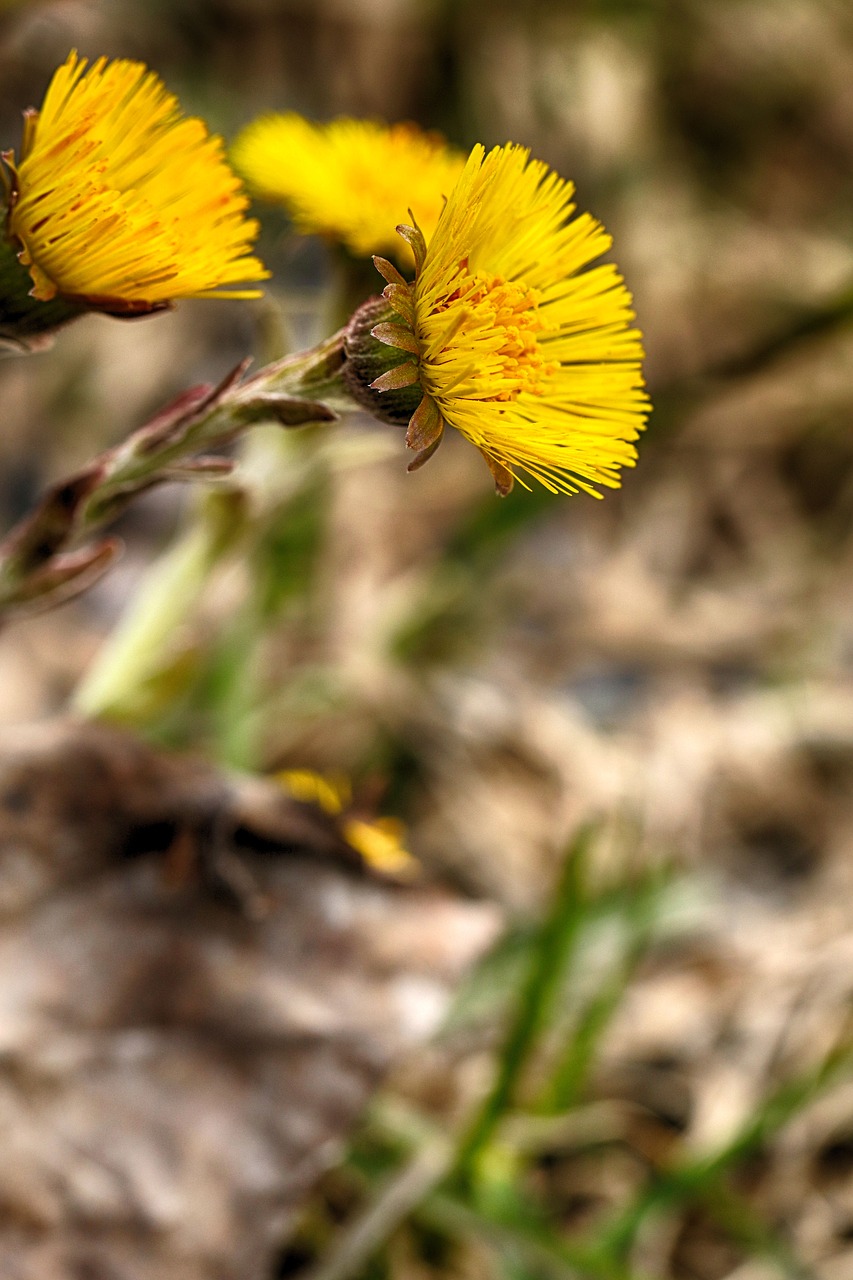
[232,113,466,262]
[341,816,415,877]
[5,52,268,310]
[367,143,649,496]
[277,768,352,816]
[276,769,417,878]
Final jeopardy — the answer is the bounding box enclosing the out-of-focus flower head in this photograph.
[231,113,466,264]
[345,142,649,497]
[277,769,417,878]
[2,51,269,313]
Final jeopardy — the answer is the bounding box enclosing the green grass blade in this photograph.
[450,826,596,1187]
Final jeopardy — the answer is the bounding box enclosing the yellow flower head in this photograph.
[276,769,418,879]
[359,143,649,496]
[232,113,466,263]
[4,52,269,311]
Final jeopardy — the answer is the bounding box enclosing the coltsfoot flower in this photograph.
[3,51,268,312]
[232,113,466,263]
[345,143,649,496]
[277,769,417,878]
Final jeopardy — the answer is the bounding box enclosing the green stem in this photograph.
[451,827,594,1187]
[73,489,246,719]
[537,872,660,1114]
[0,328,348,618]
[73,385,333,726]
[421,1191,640,1280]
[598,1038,853,1260]
[83,329,347,527]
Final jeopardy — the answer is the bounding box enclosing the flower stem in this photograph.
[73,489,246,720]
[0,331,348,618]
[72,338,346,723]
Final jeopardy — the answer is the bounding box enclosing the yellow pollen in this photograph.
[428,268,555,402]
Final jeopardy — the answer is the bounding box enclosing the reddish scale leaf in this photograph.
[370,362,420,392]
[382,283,415,326]
[372,255,408,288]
[483,452,515,496]
[371,323,420,356]
[407,432,444,472]
[395,222,427,275]
[406,393,443,452]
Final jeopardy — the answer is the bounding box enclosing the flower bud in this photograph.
[342,296,422,426]
[0,221,82,347]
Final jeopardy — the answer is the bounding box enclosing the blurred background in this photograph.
[3,1,853,1278]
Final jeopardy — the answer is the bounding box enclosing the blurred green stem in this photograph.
[421,1191,640,1280]
[0,331,347,616]
[73,488,246,719]
[302,1137,454,1280]
[451,826,593,1188]
[65,330,349,720]
[650,283,853,441]
[361,1100,637,1280]
[598,1038,853,1260]
[707,285,853,380]
[536,871,660,1114]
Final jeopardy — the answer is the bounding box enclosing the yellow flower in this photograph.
[364,143,649,496]
[276,769,418,878]
[277,768,353,816]
[4,52,268,310]
[341,816,415,877]
[232,113,466,263]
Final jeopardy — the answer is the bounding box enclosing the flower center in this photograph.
[429,265,556,401]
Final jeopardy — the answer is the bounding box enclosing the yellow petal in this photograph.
[9,51,268,308]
